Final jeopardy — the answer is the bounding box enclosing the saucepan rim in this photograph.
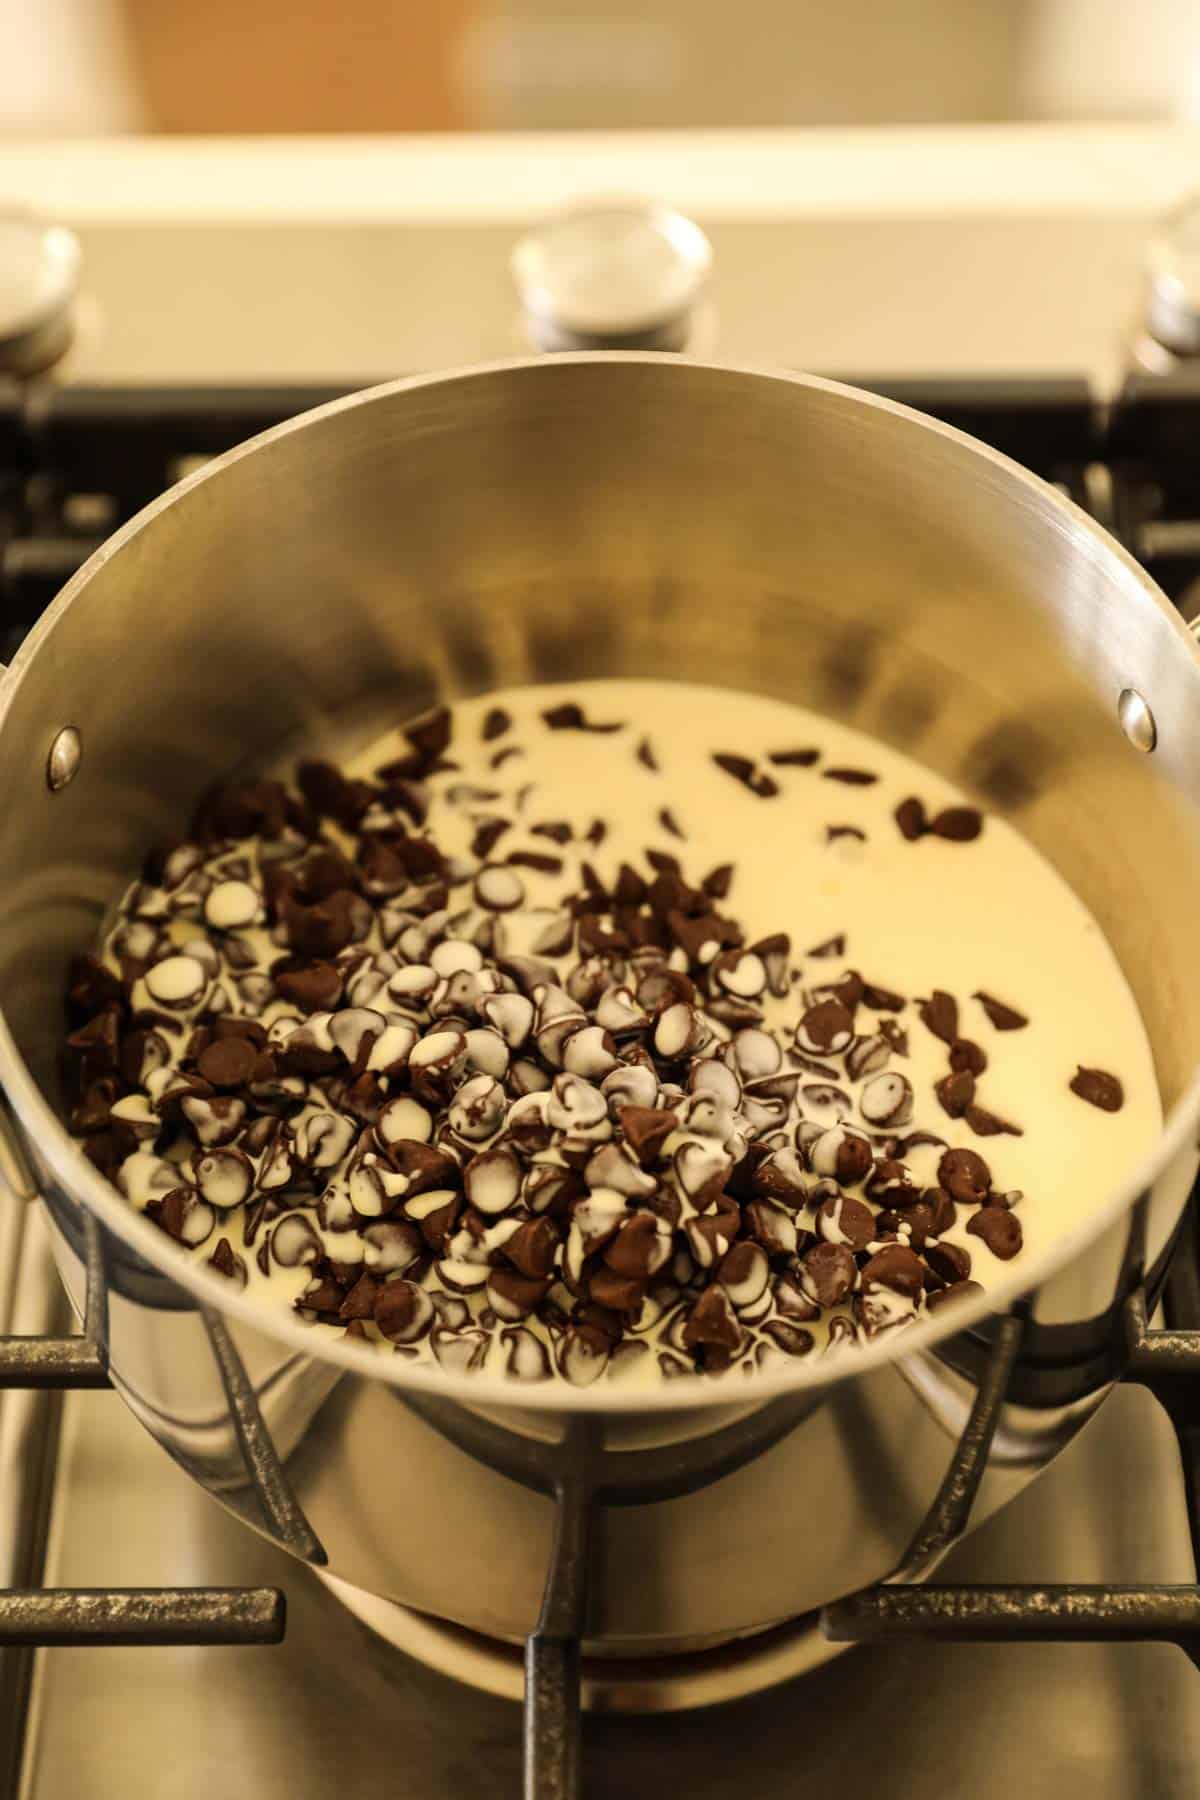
[2,353,1198,1414]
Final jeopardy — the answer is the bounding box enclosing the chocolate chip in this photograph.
[924,1241,972,1287]
[196,1036,259,1090]
[967,1207,1023,1259]
[966,1104,1023,1138]
[930,806,983,842]
[146,1186,216,1248]
[482,706,512,741]
[403,705,452,762]
[1069,1066,1124,1113]
[207,1236,247,1288]
[743,1199,798,1257]
[702,863,734,899]
[712,751,756,788]
[826,825,866,844]
[808,934,846,959]
[374,1278,435,1342]
[949,1038,987,1075]
[823,767,878,786]
[974,991,1028,1032]
[506,849,564,875]
[817,1192,876,1251]
[925,1186,958,1235]
[919,990,959,1045]
[860,1243,925,1299]
[682,1285,741,1351]
[937,1146,991,1204]
[799,1240,856,1306]
[894,797,928,841]
[796,998,854,1055]
[636,737,659,772]
[750,932,791,998]
[542,701,623,733]
[490,746,524,769]
[767,747,820,767]
[880,1019,909,1056]
[586,819,608,846]
[471,817,511,860]
[927,1278,985,1312]
[861,980,905,1012]
[272,958,343,1014]
[531,821,573,844]
[761,1321,815,1356]
[935,1070,975,1119]
[620,1105,678,1167]
[658,806,686,839]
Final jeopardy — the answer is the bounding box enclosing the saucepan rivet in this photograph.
[46,726,82,791]
[1117,688,1157,753]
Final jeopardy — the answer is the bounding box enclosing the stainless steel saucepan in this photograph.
[2,355,1199,1698]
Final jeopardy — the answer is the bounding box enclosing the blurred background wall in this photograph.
[2,0,1200,135]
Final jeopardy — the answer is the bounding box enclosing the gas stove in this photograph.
[4,125,1200,1800]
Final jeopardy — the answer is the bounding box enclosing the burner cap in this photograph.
[512,198,711,352]
[0,210,80,377]
[1146,191,1200,358]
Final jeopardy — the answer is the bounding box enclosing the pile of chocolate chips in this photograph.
[62,706,1028,1386]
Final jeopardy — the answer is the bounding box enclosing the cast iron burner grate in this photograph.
[2,1194,1200,1800]
[5,372,1200,1798]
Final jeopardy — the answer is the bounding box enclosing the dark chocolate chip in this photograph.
[196,1036,258,1091]
[702,863,734,899]
[767,747,820,767]
[974,991,1028,1032]
[937,1147,991,1204]
[682,1285,741,1351]
[808,934,846,959]
[930,806,983,842]
[482,706,512,741]
[530,821,573,844]
[636,737,659,772]
[823,767,878,786]
[658,806,686,840]
[507,850,564,874]
[967,1207,1023,1259]
[949,1037,987,1075]
[860,1243,925,1299]
[272,958,343,1013]
[403,705,452,761]
[818,1192,876,1251]
[924,1241,972,1287]
[894,797,928,841]
[862,980,905,1012]
[1069,1066,1124,1112]
[761,1321,815,1356]
[927,1278,985,1311]
[542,702,623,733]
[620,1105,678,1168]
[207,1236,247,1287]
[471,817,511,859]
[919,990,959,1045]
[935,1069,975,1119]
[965,1104,1023,1138]
[713,751,755,788]
[800,1240,857,1306]
[826,825,866,844]
[585,819,608,846]
[490,746,524,769]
